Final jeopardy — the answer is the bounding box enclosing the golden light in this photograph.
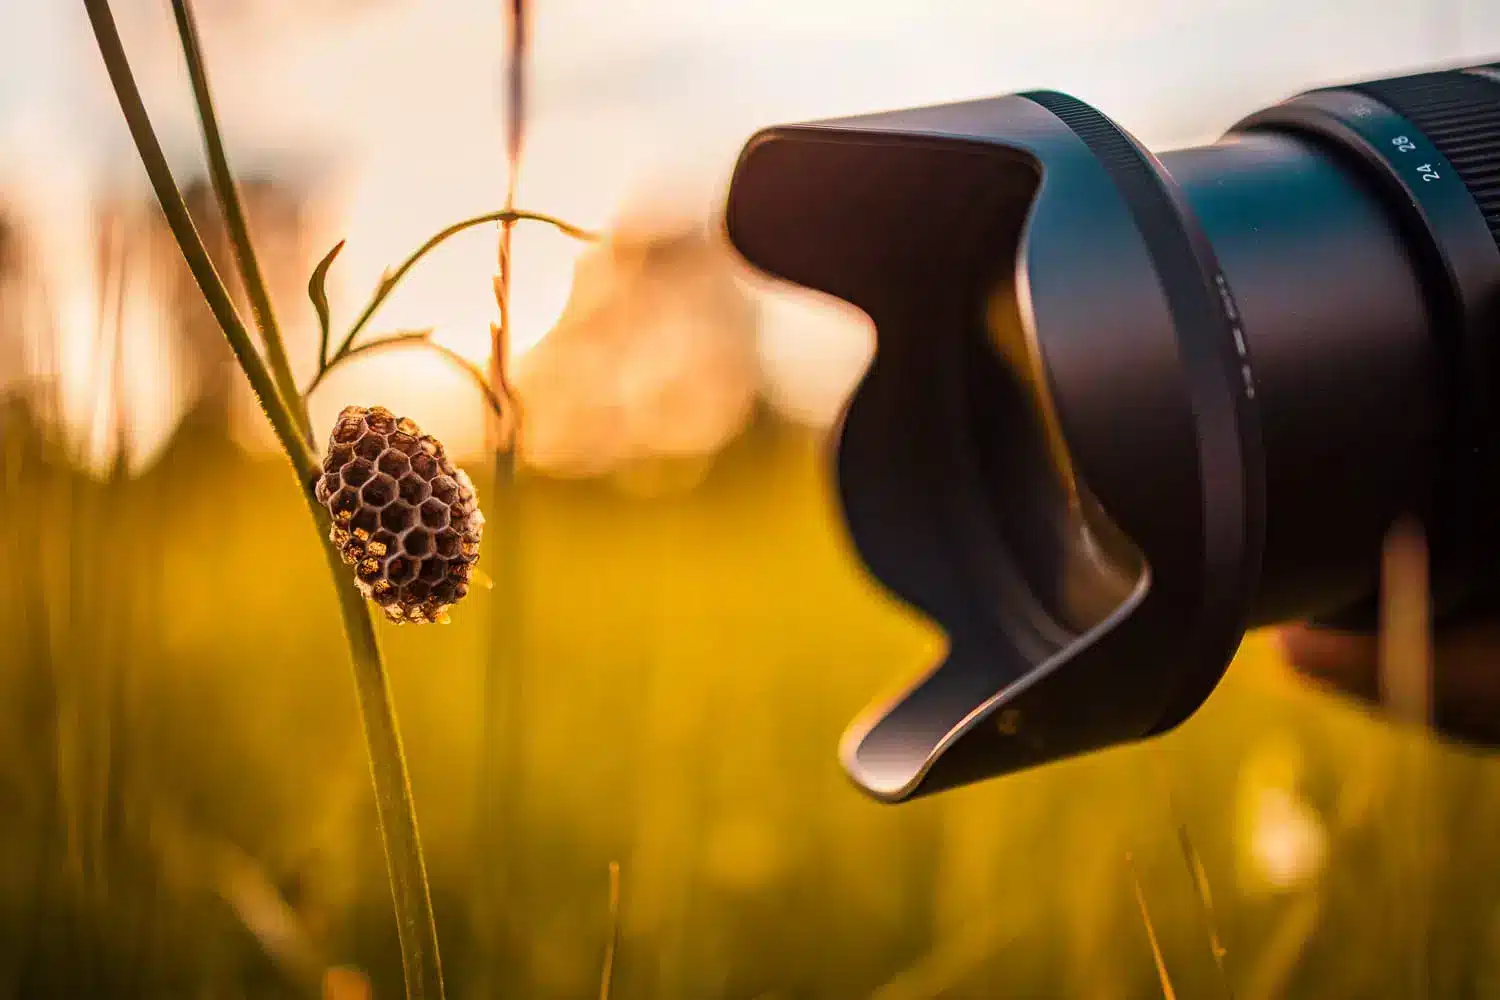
[0,0,1004,473]
[513,212,761,480]
[8,0,1393,475]
[1234,734,1329,894]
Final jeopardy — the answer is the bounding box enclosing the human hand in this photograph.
[1277,520,1500,747]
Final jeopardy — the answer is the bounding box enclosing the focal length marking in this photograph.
[1344,94,1454,189]
[1214,272,1256,401]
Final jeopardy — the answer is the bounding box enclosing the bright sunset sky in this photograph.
[2,0,1499,467]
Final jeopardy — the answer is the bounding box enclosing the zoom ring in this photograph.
[1020,90,1228,370]
[1353,70,1500,248]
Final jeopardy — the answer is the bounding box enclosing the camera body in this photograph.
[725,64,1500,801]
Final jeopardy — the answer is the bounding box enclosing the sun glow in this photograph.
[3,0,949,471]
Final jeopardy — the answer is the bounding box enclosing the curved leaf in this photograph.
[308,238,345,366]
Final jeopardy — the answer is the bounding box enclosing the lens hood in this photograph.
[726,93,1264,800]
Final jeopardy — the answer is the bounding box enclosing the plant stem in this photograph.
[332,208,596,367]
[168,0,312,445]
[303,329,430,396]
[83,3,445,998]
[496,0,526,449]
[599,861,620,1000]
[480,4,530,979]
[313,500,445,1000]
[1127,852,1178,1000]
[305,330,509,423]
[81,0,314,480]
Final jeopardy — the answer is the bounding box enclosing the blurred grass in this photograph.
[6,396,1500,999]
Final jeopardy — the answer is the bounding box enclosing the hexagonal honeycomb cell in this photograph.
[371,530,398,558]
[387,555,417,585]
[317,406,485,624]
[362,474,397,508]
[354,433,384,461]
[398,474,430,506]
[350,508,379,538]
[419,498,449,529]
[342,457,374,488]
[332,417,363,444]
[381,503,416,533]
[405,529,432,557]
[366,409,398,435]
[378,451,411,478]
[431,476,459,505]
[330,487,359,519]
[410,451,438,479]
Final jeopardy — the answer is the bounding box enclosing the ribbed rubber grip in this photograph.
[1020,90,1226,360]
[1353,70,1500,247]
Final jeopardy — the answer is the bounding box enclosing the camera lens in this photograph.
[724,63,1500,800]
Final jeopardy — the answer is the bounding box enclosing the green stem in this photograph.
[305,330,509,423]
[311,499,445,1000]
[82,0,314,480]
[168,0,313,444]
[480,130,527,977]
[494,216,520,452]
[83,3,445,998]
[332,208,596,365]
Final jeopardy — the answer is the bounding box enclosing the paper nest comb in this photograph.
[315,405,484,624]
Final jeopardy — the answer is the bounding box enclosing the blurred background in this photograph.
[5,1,1500,998]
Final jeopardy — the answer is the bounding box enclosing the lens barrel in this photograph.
[724,61,1500,801]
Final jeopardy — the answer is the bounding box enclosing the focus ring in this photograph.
[1353,70,1500,248]
[1021,91,1213,307]
[1019,92,1233,390]
[1020,89,1263,735]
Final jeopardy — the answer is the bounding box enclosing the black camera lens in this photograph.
[724,62,1500,801]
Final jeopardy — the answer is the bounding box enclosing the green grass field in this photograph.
[4,397,1500,1000]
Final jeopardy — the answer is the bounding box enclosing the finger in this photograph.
[1421,624,1500,745]
[1280,518,1500,745]
[1275,519,1429,705]
[1281,621,1500,745]
[1278,624,1379,703]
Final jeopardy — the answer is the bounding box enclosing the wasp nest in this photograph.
[315,405,483,623]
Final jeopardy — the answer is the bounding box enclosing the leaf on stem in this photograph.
[325,209,597,370]
[309,238,345,365]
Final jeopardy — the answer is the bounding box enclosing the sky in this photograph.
[8,0,1495,165]
[2,0,1500,467]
